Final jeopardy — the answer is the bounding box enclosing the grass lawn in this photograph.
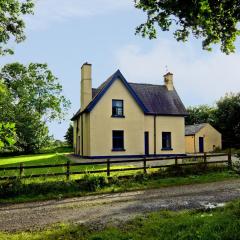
[0,150,239,203]
[0,170,238,204]
[0,151,137,182]
[1,200,240,240]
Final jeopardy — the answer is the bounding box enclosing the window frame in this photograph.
[112,130,125,151]
[161,132,172,150]
[112,99,124,118]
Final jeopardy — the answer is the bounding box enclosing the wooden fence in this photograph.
[0,152,232,181]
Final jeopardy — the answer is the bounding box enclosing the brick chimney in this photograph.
[81,62,92,110]
[164,72,174,91]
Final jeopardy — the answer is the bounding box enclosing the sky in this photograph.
[1,0,240,140]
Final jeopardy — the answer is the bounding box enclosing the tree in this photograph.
[15,112,50,153]
[185,105,216,125]
[64,124,73,147]
[0,0,34,55]
[135,0,240,54]
[0,63,71,152]
[0,82,16,150]
[1,63,71,122]
[214,93,240,148]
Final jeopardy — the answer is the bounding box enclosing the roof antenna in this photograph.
[165,65,168,73]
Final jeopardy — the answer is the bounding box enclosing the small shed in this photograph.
[185,123,222,153]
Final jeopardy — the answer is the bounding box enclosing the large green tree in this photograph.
[185,105,216,125]
[214,93,240,148]
[0,63,71,152]
[135,0,240,54]
[0,0,34,55]
[1,63,71,122]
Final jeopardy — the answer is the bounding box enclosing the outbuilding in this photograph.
[185,123,222,153]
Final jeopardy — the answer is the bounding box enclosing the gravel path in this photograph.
[1,179,240,232]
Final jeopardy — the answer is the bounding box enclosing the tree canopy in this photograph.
[186,93,240,148]
[64,124,73,147]
[0,82,16,149]
[135,0,240,54]
[0,0,34,55]
[0,63,71,152]
[1,63,71,122]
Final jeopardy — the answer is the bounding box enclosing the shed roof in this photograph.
[185,123,207,136]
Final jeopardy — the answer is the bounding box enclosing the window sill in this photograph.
[161,148,173,151]
[112,148,126,152]
[111,115,125,118]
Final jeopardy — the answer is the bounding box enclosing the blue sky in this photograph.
[1,0,240,140]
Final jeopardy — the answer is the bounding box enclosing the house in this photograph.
[185,123,222,153]
[71,63,188,158]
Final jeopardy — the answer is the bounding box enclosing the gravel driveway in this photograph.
[0,179,240,232]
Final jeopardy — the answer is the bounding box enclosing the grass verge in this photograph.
[1,200,240,239]
[0,168,238,204]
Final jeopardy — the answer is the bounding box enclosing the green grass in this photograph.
[1,200,240,240]
[0,151,137,184]
[0,153,65,166]
[0,170,238,204]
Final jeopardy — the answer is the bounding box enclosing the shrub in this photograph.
[134,172,149,183]
[0,178,22,198]
[79,175,108,192]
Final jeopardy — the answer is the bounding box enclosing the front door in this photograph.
[199,137,204,153]
[144,132,149,155]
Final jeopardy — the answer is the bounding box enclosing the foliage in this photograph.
[185,105,216,125]
[0,0,34,55]
[0,122,16,149]
[1,62,71,122]
[135,0,240,54]
[64,124,73,147]
[0,82,16,150]
[0,63,71,153]
[15,112,51,153]
[186,92,240,148]
[214,93,240,148]
[80,175,108,192]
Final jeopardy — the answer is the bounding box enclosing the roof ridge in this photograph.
[129,82,163,87]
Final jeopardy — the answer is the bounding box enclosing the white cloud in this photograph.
[115,39,240,106]
[25,0,132,30]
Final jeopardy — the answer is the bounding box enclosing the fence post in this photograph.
[143,158,147,174]
[203,152,207,170]
[107,159,110,177]
[19,163,23,178]
[175,156,178,166]
[66,160,70,181]
[228,148,232,170]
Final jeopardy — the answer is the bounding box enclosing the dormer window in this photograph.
[112,100,124,117]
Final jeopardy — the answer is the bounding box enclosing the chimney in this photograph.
[164,72,174,91]
[81,62,92,110]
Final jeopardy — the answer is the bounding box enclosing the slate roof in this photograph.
[129,83,187,115]
[71,70,188,120]
[185,123,207,136]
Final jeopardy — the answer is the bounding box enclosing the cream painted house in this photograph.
[71,63,188,158]
[185,123,222,153]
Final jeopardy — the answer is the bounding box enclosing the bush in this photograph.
[0,179,22,198]
[79,175,108,192]
[134,172,149,183]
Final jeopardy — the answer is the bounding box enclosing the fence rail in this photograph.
[0,152,232,181]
